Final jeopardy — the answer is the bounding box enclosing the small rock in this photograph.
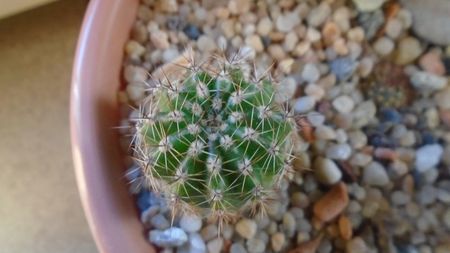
[294,96,316,113]
[124,65,148,83]
[314,125,337,140]
[307,3,331,27]
[179,233,206,253]
[126,82,146,101]
[385,18,403,39]
[245,34,264,53]
[373,37,394,56]
[149,227,188,247]
[282,212,297,236]
[294,41,311,57]
[402,0,450,45]
[257,17,273,36]
[410,71,447,91]
[322,22,341,45]
[158,0,178,13]
[305,83,325,101]
[207,238,223,253]
[346,237,368,253]
[275,77,297,103]
[197,35,216,52]
[415,144,443,172]
[271,233,286,252]
[313,182,349,222]
[391,191,411,206]
[183,24,201,40]
[358,10,385,40]
[443,209,450,229]
[338,215,353,240]
[150,30,170,49]
[125,40,146,57]
[330,57,357,81]
[363,161,389,186]
[436,87,450,109]
[326,143,352,160]
[302,63,321,83]
[200,224,218,241]
[228,0,251,14]
[179,213,202,233]
[276,12,301,33]
[289,234,323,253]
[352,0,385,12]
[162,48,179,63]
[235,219,257,239]
[395,37,422,65]
[333,95,355,114]
[246,238,266,253]
[306,27,322,42]
[379,108,402,123]
[347,27,365,42]
[348,131,367,149]
[230,243,248,253]
[419,51,446,76]
[150,214,170,230]
[314,157,343,185]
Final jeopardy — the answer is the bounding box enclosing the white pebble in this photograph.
[385,18,403,39]
[332,95,355,114]
[150,30,170,49]
[307,3,331,27]
[301,63,320,83]
[314,125,337,140]
[363,161,389,186]
[415,144,444,172]
[276,12,301,33]
[326,143,352,160]
[257,17,273,36]
[314,157,343,185]
[207,238,223,253]
[179,213,202,233]
[294,96,316,113]
[304,83,325,101]
[411,71,448,91]
[373,37,395,56]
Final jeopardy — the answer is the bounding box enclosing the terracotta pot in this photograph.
[70,0,155,252]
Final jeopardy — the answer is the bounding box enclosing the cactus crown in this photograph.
[134,52,295,222]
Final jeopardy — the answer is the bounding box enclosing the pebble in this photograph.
[235,219,257,239]
[183,24,201,40]
[443,209,450,229]
[149,227,188,247]
[347,27,365,42]
[245,34,264,53]
[200,224,218,241]
[246,238,266,253]
[363,161,389,186]
[435,87,450,109]
[395,37,422,65]
[322,22,341,45]
[313,182,349,222]
[330,57,357,81]
[158,0,178,13]
[290,234,323,253]
[358,10,384,40]
[197,35,216,52]
[419,51,446,76]
[275,77,297,103]
[179,213,202,233]
[373,37,394,56]
[326,143,352,160]
[333,95,355,114]
[271,233,286,252]
[415,144,443,172]
[150,30,170,49]
[150,214,170,230]
[125,40,146,57]
[305,83,325,101]
[179,233,206,253]
[338,215,353,240]
[294,96,316,113]
[346,237,368,253]
[352,0,385,12]
[257,17,273,36]
[124,65,148,83]
[314,157,343,185]
[410,71,447,91]
[403,0,450,45]
[230,243,248,253]
[385,18,403,39]
[302,63,321,83]
[307,3,331,27]
[276,12,301,33]
[314,125,337,140]
[207,238,223,253]
[282,212,297,236]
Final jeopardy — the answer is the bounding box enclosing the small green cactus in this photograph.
[133,53,295,222]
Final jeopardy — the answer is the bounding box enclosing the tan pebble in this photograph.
[288,234,323,253]
[220,20,235,38]
[419,51,446,76]
[293,41,311,57]
[402,175,415,194]
[306,28,321,42]
[326,223,340,237]
[313,182,349,222]
[257,17,273,36]
[284,31,299,52]
[157,0,178,13]
[441,110,450,127]
[268,44,287,61]
[322,22,341,45]
[245,34,264,52]
[215,7,230,19]
[278,58,294,74]
[150,30,170,49]
[374,147,398,161]
[270,31,286,43]
[395,37,423,65]
[333,38,349,55]
[338,215,353,240]
[347,27,365,42]
[228,0,251,15]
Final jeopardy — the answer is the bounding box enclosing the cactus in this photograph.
[133,53,295,223]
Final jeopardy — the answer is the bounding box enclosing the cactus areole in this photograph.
[134,55,295,221]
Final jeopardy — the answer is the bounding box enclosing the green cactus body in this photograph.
[134,59,295,220]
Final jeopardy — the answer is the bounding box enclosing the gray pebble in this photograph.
[150,214,170,230]
[326,143,352,160]
[231,242,248,253]
[246,238,266,253]
[179,213,202,233]
[178,233,206,253]
[415,144,443,172]
[207,238,223,253]
[363,161,389,186]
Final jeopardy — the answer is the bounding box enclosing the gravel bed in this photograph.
[118,0,450,252]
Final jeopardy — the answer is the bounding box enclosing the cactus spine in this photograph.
[134,53,295,222]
